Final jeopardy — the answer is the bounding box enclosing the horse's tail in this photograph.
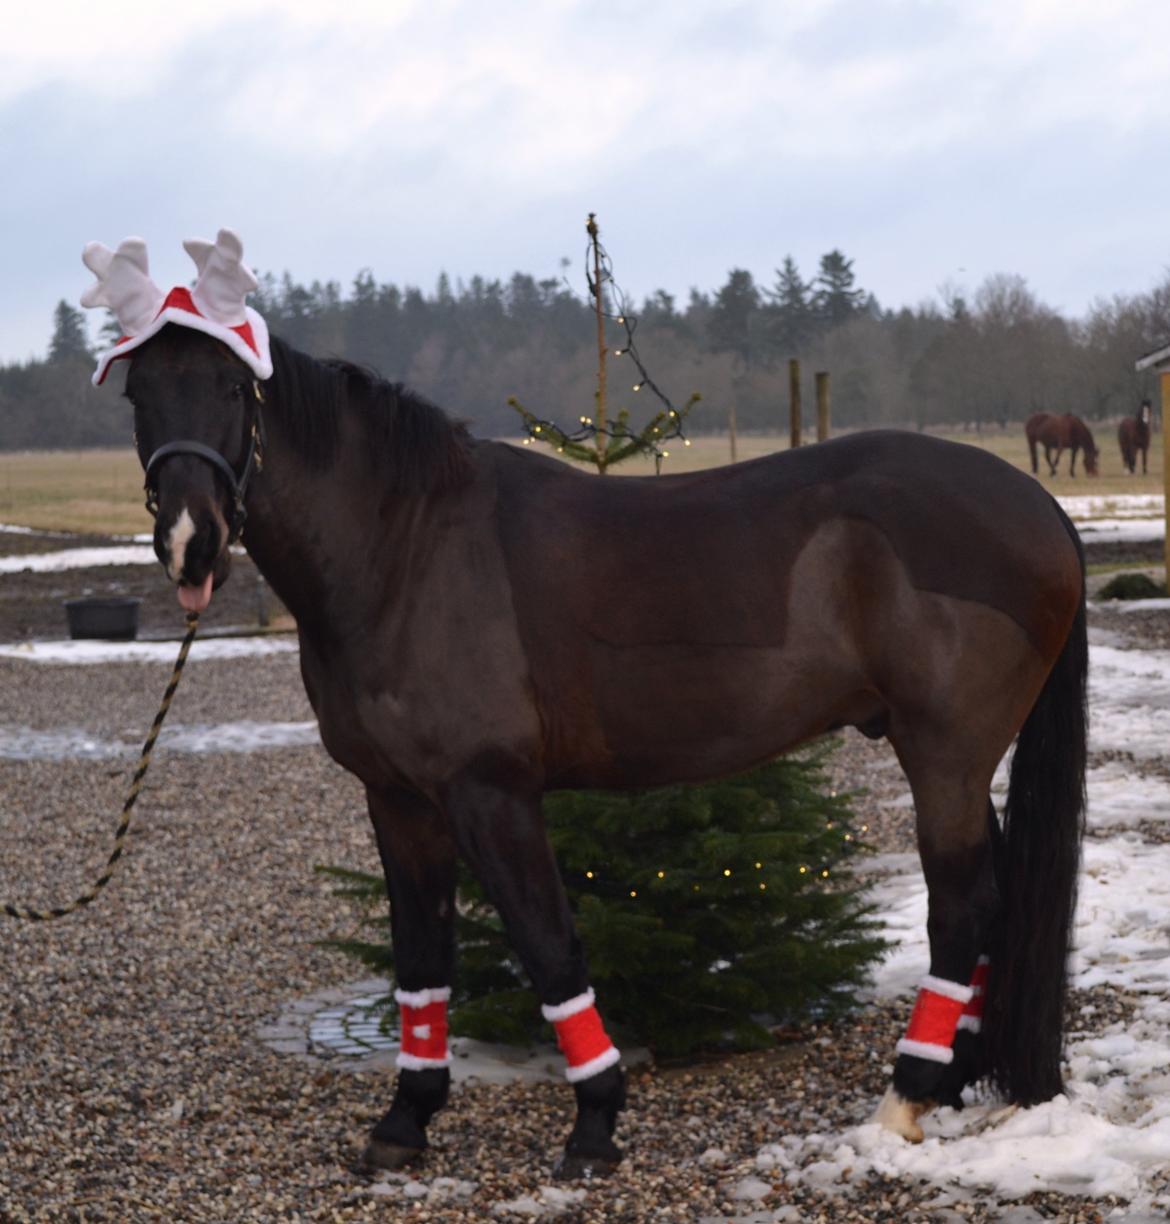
[982,508,1086,1105]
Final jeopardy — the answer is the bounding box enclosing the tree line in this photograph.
[3,251,1169,450]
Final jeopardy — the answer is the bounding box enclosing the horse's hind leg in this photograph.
[362,786,458,1171]
[874,740,1000,1142]
[443,766,625,1179]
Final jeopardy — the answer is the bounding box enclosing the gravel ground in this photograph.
[0,547,1162,1222]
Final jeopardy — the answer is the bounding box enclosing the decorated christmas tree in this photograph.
[321,747,886,1058]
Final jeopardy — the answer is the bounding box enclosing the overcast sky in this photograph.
[4,0,1170,364]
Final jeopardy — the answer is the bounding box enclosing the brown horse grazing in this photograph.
[112,326,1086,1173]
[1118,400,1152,475]
[1026,412,1099,477]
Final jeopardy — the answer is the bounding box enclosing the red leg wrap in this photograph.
[541,988,620,1083]
[396,987,450,1070]
[957,955,990,1034]
[895,973,974,1064]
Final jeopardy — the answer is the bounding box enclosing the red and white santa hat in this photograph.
[82,228,272,386]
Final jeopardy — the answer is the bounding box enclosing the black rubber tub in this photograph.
[64,597,142,641]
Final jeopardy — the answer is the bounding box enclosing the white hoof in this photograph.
[873,1087,930,1143]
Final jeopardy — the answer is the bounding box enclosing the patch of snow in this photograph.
[493,1186,587,1218]
[0,719,320,761]
[0,545,158,573]
[0,637,297,665]
[1073,519,1163,543]
[1109,597,1170,613]
[1058,494,1164,520]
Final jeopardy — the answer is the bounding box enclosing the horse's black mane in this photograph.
[268,335,472,494]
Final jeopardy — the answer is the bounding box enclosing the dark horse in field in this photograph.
[1026,411,1099,478]
[1118,400,1152,475]
[108,316,1086,1173]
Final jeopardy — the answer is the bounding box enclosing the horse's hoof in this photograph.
[363,1138,425,1171]
[553,1151,621,1180]
[873,1086,931,1143]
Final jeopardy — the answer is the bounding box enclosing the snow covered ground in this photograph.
[1057,493,1164,543]
[752,632,1170,1218]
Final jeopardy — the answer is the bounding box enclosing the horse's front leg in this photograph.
[362,786,458,1171]
[1045,445,1059,477]
[444,765,626,1179]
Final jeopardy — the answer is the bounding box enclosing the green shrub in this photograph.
[1097,572,1167,600]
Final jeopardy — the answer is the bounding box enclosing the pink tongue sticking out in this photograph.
[177,572,214,614]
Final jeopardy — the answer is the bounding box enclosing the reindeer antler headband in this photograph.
[82,228,273,386]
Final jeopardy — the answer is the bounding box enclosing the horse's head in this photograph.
[1083,438,1100,477]
[82,229,272,613]
[125,327,265,612]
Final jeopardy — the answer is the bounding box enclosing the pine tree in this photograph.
[48,301,90,363]
[812,250,866,329]
[708,269,762,368]
[766,256,814,355]
[321,748,886,1059]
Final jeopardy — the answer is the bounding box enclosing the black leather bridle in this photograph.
[143,382,266,545]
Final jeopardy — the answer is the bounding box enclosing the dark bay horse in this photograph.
[1118,400,1152,475]
[120,327,1086,1174]
[1026,411,1099,477]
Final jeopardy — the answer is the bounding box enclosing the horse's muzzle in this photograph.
[153,498,232,612]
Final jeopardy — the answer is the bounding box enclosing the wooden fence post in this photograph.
[789,359,801,449]
[1162,371,1170,581]
[815,371,830,442]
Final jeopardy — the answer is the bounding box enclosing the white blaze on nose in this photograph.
[167,507,196,582]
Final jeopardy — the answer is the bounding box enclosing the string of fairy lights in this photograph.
[569,814,872,901]
[508,216,700,472]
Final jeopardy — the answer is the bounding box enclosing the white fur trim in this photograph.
[956,1014,982,1034]
[920,974,974,1005]
[92,303,272,385]
[896,1037,955,1064]
[564,1044,621,1083]
[396,1051,450,1071]
[395,986,451,1009]
[411,1024,432,1040]
[541,988,596,1023]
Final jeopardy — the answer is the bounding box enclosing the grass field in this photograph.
[0,423,1163,535]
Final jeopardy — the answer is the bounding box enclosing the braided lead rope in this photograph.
[3,613,200,922]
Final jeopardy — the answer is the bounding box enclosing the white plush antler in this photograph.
[184,228,258,327]
[81,237,164,335]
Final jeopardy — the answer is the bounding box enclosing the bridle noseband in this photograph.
[143,382,266,545]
